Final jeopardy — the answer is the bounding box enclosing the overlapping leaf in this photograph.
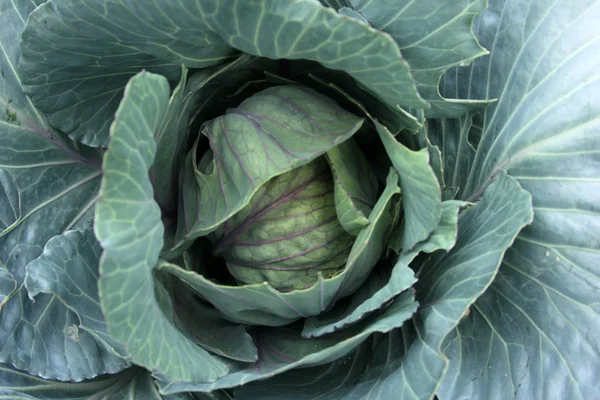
[326,138,379,235]
[0,364,197,400]
[24,229,129,360]
[19,0,427,146]
[376,122,442,251]
[160,169,400,326]
[303,200,466,338]
[180,85,364,240]
[158,292,418,395]
[94,72,228,384]
[435,1,600,399]
[350,0,492,117]
[0,1,120,382]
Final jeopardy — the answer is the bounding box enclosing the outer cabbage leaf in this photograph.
[0,1,123,381]
[24,229,129,361]
[157,291,418,395]
[349,0,493,117]
[303,200,466,338]
[18,0,427,146]
[434,0,600,399]
[240,172,532,400]
[94,72,228,384]
[0,364,196,400]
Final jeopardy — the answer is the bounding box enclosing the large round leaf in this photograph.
[434,0,600,399]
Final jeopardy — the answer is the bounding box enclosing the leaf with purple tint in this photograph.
[210,157,353,291]
[177,85,364,243]
[159,169,400,327]
[326,138,379,235]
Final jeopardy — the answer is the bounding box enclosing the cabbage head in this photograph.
[1,1,598,399]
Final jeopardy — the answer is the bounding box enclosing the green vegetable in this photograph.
[1,0,597,399]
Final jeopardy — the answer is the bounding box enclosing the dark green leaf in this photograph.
[18,0,430,146]
[0,268,15,308]
[172,286,258,363]
[436,1,600,398]
[158,292,417,394]
[24,229,129,361]
[0,2,112,381]
[395,172,533,399]
[18,1,230,146]
[0,364,196,400]
[350,0,493,117]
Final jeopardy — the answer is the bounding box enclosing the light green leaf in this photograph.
[210,158,354,291]
[302,260,416,338]
[161,169,400,327]
[304,200,466,338]
[179,85,363,240]
[24,229,129,362]
[94,72,228,383]
[436,1,600,398]
[152,56,253,214]
[376,121,442,251]
[1,1,113,382]
[326,138,378,235]
[350,0,493,117]
[0,364,196,400]
[158,292,418,395]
